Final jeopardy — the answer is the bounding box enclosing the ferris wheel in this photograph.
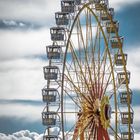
[41,0,134,140]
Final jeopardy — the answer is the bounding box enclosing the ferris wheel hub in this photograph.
[100,96,111,129]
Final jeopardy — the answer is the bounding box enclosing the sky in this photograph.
[0,0,140,139]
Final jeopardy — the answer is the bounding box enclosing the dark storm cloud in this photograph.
[0,99,42,106]
[0,0,59,29]
[28,54,47,61]
[116,2,140,46]
[0,116,43,134]
[0,20,41,30]
[132,90,140,106]
[0,100,44,134]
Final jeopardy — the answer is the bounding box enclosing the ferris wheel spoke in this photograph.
[109,125,121,139]
[89,24,108,100]
[97,25,113,99]
[97,124,110,140]
[69,40,93,94]
[101,59,116,98]
[77,16,94,88]
[99,50,108,99]
[88,128,94,139]
[89,24,106,101]
[86,13,107,100]
[65,64,88,104]
[94,126,97,140]
[85,9,96,88]
[63,87,81,108]
[65,122,78,139]
[88,122,97,140]
[102,128,110,140]
[96,26,113,99]
[72,115,93,140]
[56,78,82,111]
[76,21,82,67]
[65,59,83,94]
[97,126,103,140]
[64,72,92,106]
[97,25,101,99]
[72,116,85,140]
[91,26,101,97]
[66,54,83,95]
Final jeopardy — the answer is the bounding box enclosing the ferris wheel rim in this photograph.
[42,0,133,140]
[60,2,133,140]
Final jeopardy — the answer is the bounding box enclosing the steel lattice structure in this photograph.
[41,0,134,140]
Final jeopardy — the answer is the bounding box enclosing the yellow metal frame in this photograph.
[100,96,110,129]
[60,2,132,140]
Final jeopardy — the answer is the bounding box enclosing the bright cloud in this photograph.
[0,130,43,140]
[133,106,140,132]
[0,130,140,140]
[0,28,51,60]
[0,58,47,100]
[0,0,139,25]
[0,0,60,24]
[0,102,42,122]
[126,47,140,90]
[109,0,140,10]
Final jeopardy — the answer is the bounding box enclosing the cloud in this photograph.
[115,2,140,46]
[0,130,43,140]
[0,0,60,26]
[0,20,40,30]
[0,28,51,60]
[0,0,139,29]
[0,116,44,134]
[0,41,139,135]
[0,130,140,140]
[0,2,139,61]
[126,47,140,90]
[109,0,140,10]
[133,106,140,132]
[3,20,17,26]
[0,99,44,134]
[0,102,43,123]
[0,98,139,134]
[0,1,139,138]
[0,58,47,100]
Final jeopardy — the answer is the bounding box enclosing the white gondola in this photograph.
[119,89,132,104]
[117,71,130,85]
[92,0,100,2]
[43,135,60,140]
[121,132,134,140]
[121,112,134,124]
[115,53,127,66]
[42,88,59,103]
[42,111,58,126]
[46,45,61,59]
[43,66,59,80]
[110,36,123,48]
[43,127,61,140]
[106,21,119,33]
[94,0,108,10]
[50,27,65,41]
[61,0,75,13]
[75,0,81,5]
[101,8,114,21]
[55,12,69,26]
[91,0,100,3]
